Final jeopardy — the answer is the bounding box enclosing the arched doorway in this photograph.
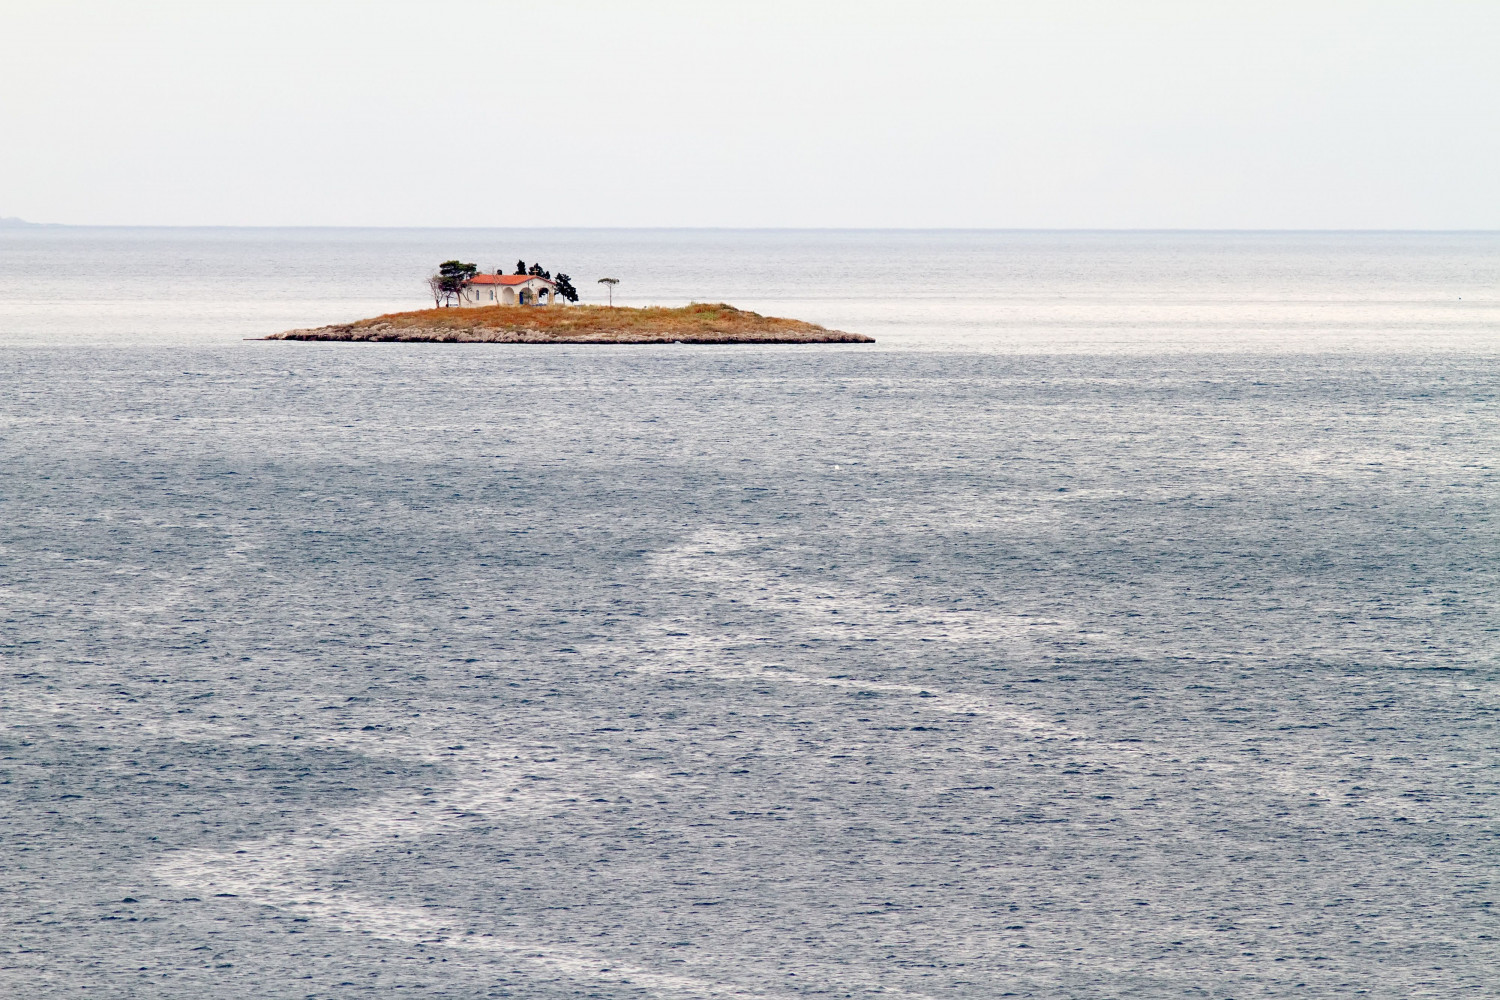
[519,289,533,305]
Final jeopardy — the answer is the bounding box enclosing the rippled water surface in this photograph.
[2,230,1497,997]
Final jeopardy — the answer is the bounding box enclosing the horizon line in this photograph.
[3,220,1499,235]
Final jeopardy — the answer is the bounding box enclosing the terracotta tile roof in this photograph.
[467,274,555,286]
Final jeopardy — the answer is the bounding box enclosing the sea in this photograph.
[1,227,1496,998]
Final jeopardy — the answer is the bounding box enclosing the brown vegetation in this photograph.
[264,303,873,344]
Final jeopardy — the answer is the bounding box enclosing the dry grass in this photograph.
[265,303,873,344]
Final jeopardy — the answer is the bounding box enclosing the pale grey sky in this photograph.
[2,1,1496,228]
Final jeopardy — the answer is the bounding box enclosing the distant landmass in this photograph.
[263,303,874,345]
[0,216,41,228]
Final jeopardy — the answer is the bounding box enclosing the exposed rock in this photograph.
[263,303,873,345]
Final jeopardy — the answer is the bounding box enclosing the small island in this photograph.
[264,302,873,345]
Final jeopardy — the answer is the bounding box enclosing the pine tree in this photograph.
[435,260,477,306]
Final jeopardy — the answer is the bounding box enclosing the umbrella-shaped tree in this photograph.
[436,260,477,306]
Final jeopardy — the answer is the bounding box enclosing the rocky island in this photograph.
[264,303,873,345]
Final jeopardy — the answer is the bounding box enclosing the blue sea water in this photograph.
[1,228,1497,998]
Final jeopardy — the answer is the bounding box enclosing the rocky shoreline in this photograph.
[261,303,874,345]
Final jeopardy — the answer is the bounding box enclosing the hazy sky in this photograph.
[3,1,1497,228]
